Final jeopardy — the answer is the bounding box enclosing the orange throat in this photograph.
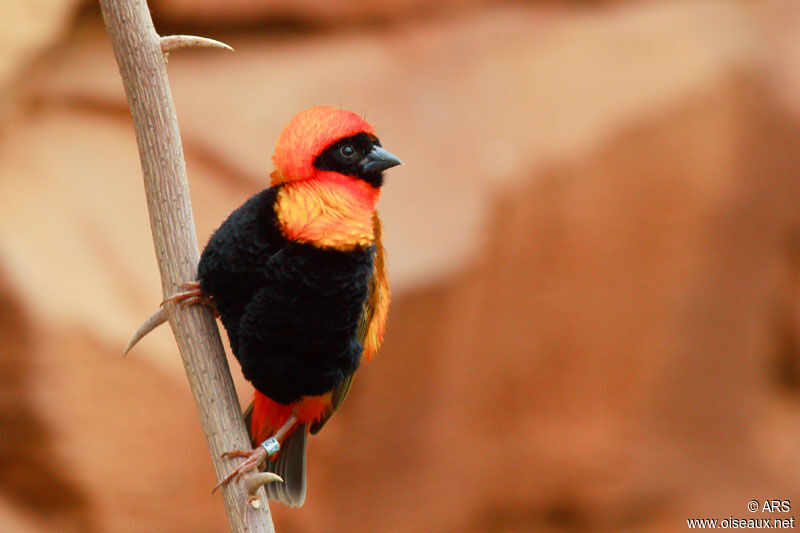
[274,171,380,250]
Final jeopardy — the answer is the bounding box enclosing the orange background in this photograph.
[2,1,800,532]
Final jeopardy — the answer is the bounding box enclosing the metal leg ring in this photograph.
[260,437,280,457]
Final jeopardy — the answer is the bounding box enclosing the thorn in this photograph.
[245,472,284,496]
[123,306,167,355]
[159,35,234,54]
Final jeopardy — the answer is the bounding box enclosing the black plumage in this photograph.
[197,187,375,405]
[314,132,385,187]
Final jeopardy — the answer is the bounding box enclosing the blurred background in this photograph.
[2,0,800,531]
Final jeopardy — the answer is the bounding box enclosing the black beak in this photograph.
[360,146,402,174]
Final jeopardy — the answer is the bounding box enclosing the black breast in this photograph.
[197,187,284,353]
[197,186,375,404]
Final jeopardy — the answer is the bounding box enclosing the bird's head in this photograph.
[271,106,401,188]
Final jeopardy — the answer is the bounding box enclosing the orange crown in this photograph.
[271,106,376,184]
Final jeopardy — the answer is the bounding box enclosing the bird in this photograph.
[161,106,400,506]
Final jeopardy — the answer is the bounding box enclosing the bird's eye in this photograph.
[339,144,356,159]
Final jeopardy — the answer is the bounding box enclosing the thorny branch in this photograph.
[98,1,277,531]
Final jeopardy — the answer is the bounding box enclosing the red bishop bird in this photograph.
[164,106,399,506]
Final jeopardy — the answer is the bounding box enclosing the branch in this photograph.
[98,2,275,531]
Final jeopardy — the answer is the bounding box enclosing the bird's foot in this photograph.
[124,281,219,355]
[213,438,281,494]
[161,281,218,316]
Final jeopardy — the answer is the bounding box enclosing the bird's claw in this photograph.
[161,281,219,317]
[123,281,221,355]
[162,282,201,306]
[212,446,271,494]
[213,451,283,510]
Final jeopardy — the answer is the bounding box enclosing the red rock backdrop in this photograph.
[2,1,800,532]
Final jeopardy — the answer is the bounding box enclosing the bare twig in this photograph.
[98,1,276,531]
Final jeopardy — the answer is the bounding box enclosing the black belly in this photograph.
[197,187,374,404]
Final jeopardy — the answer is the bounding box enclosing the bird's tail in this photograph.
[243,402,308,507]
[264,424,307,507]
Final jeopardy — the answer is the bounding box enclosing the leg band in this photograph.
[260,437,280,456]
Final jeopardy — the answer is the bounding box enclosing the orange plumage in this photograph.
[271,106,375,184]
[275,172,379,250]
[250,392,332,446]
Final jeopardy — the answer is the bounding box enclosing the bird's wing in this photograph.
[309,213,390,435]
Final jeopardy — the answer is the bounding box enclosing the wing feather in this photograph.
[309,213,389,434]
